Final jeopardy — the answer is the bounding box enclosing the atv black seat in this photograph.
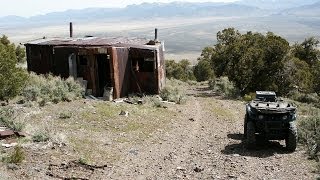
[256,91,277,102]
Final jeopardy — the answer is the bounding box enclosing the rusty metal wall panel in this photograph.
[115,48,130,98]
[25,45,53,74]
[111,47,120,99]
[88,55,99,96]
[129,48,157,94]
[26,45,32,72]
[158,45,166,92]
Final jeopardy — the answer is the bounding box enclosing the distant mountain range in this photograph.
[280,1,320,16]
[0,1,319,28]
[0,2,262,27]
[238,0,319,10]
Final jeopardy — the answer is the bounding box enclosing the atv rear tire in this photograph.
[246,121,256,149]
[244,115,248,139]
[286,122,297,152]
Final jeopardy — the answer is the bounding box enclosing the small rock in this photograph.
[105,142,112,146]
[34,167,41,172]
[177,166,186,171]
[194,166,204,172]
[119,110,129,117]
[1,101,8,106]
[129,149,138,155]
[265,165,275,171]
[7,164,19,170]
[228,175,237,179]
[189,118,196,122]
[233,154,240,157]
[275,154,281,159]
[2,143,18,148]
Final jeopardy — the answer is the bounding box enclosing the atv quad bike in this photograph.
[244,91,297,151]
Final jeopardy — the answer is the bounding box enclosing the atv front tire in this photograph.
[244,114,248,139]
[286,122,297,152]
[246,121,256,149]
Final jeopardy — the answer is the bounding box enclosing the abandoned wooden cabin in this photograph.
[24,33,166,99]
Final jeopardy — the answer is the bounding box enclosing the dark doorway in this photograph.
[97,54,111,97]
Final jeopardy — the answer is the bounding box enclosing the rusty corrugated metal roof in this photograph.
[25,37,158,47]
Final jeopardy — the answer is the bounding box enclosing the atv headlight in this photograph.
[282,115,288,120]
[292,114,297,120]
[258,115,264,120]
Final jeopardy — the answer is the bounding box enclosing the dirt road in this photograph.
[105,87,315,179]
[0,85,317,179]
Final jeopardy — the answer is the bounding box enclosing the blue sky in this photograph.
[1,0,237,17]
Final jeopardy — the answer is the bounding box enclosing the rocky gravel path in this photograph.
[106,87,316,179]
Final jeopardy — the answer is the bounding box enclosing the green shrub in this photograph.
[165,59,195,82]
[150,97,166,108]
[0,36,29,101]
[215,77,239,98]
[194,60,215,82]
[0,108,25,131]
[2,146,25,164]
[59,112,72,119]
[32,131,50,142]
[78,157,89,165]
[208,78,216,89]
[243,92,256,102]
[289,91,319,104]
[160,86,186,104]
[298,116,320,161]
[22,73,84,105]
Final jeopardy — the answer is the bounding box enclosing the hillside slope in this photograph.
[0,83,316,179]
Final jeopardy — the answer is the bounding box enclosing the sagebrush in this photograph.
[32,131,50,142]
[298,116,320,160]
[212,77,239,98]
[160,83,186,104]
[22,73,84,104]
[0,107,25,131]
[289,91,319,104]
[2,146,25,164]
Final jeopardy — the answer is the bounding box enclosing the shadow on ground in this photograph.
[227,133,243,140]
[221,133,292,158]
